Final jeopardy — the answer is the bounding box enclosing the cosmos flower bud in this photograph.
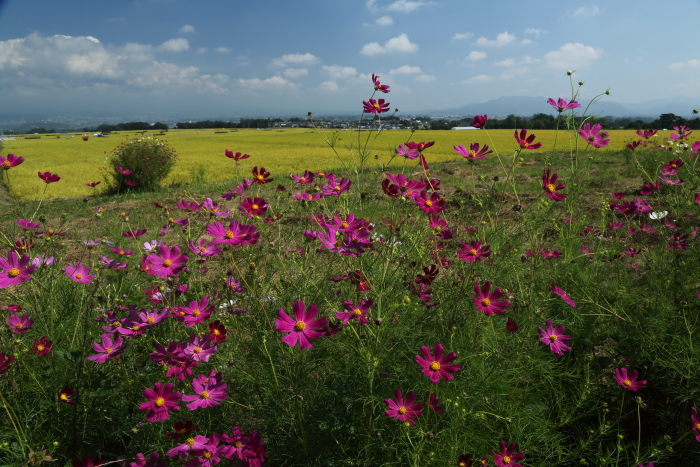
[566,70,573,75]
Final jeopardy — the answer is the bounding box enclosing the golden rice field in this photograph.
[0,128,667,201]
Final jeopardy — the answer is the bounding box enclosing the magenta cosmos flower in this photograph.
[552,282,577,307]
[336,298,373,325]
[322,175,352,196]
[547,97,580,112]
[372,73,390,93]
[6,313,33,334]
[614,368,647,391]
[493,441,525,467]
[0,251,35,288]
[182,373,228,410]
[206,220,260,246]
[385,389,423,425]
[542,169,567,201]
[471,115,487,129]
[240,197,269,216]
[140,382,182,422]
[415,343,461,384]
[472,282,510,316]
[415,190,445,213]
[363,98,390,114]
[144,245,188,278]
[691,407,700,442]
[65,263,94,284]
[538,320,572,356]
[38,171,60,183]
[276,301,329,349]
[457,240,491,262]
[395,144,420,160]
[514,129,542,150]
[87,334,126,362]
[17,218,40,230]
[578,123,610,148]
[0,153,24,170]
[454,143,493,160]
[291,170,315,184]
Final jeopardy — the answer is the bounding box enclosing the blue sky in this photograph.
[1,0,700,119]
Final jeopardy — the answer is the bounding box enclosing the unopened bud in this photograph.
[566,70,573,75]
[578,81,584,86]
[693,109,699,115]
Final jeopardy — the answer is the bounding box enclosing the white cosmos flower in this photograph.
[649,211,668,220]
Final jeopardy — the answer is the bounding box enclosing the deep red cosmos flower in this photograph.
[225,149,250,165]
[59,386,76,404]
[415,343,461,384]
[384,389,423,425]
[72,454,103,467]
[363,98,390,114]
[336,298,373,325]
[252,166,274,185]
[33,336,53,355]
[209,320,227,342]
[165,420,199,439]
[691,407,700,442]
[456,454,474,467]
[542,169,567,201]
[514,129,542,150]
[614,368,647,391]
[86,181,101,187]
[38,171,61,183]
[472,282,510,315]
[626,140,642,150]
[471,115,487,129]
[0,353,15,375]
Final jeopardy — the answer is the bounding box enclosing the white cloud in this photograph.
[524,28,545,37]
[494,58,514,67]
[386,0,433,12]
[214,47,230,53]
[465,74,495,83]
[128,61,228,93]
[521,55,540,64]
[158,38,189,52]
[376,15,393,25]
[238,75,298,89]
[283,67,308,78]
[574,5,602,17]
[415,74,436,82]
[389,65,421,74]
[321,65,357,79]
[196,47,207,54]
[270,53,320,68]
[544,42,603,69]
[179,25,195,34]
[466,51,487,61]
[669,59,700,69]
[366,0,379,11]
[520,39,532,45]
[476,32,516,47]
[452,32,474,40]
[360,33,418,55]
[499,66,528,80]
[319,80,339,91]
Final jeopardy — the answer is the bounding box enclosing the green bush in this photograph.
[106,136,177,192]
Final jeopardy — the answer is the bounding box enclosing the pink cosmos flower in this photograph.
[415,343,461,384]
[415,190,445,213]
[176,199,203,212]
[322,175,352,196]
[291,171,315,184]
[547,97,580,112]
[123,228,147,238]
[116,167,132,175]
[65,263,94,284]
[0,251,35,288]
[514,129,542,150]
[336,298,373,325]
[176,297,214,327]
[125,452,165,467]
[125,180,138,187]
[614,367,647,391]
[201,197,230,216]
[578,123,610,148]
[188,239,222,257]
[276,301,329,349]
[38,171,60,183]
[0,153,24,170]
[143,245,188,278]
[406,141,435,152]
[659,176,683,185]
[167,435,210,460]
[472,282,510,315]
[471,115,487,128]
[540,249,562,259]
[692,140,700,154]
[182,371,227,410]
[206,220,260,246]
[454,143,492,160]
[224,150,250,165]
[538,320,572,356]
[6,313,33,334]
[636,129,657,139]
[691,407,700,442]
[140,382,181,422]
[363,98,390,114]
[670,124,692,140]
[240,197,269,216]
[385,389,423,425]
[295,192,323,201]
[17,218,40,230]
[493,441,525,467]
[372,73,390,93]
[183,334,218,362]
[395,144,420,160]
[87,334,126,362]
[542,169,567,201]
[456,240,491,262]
[552,282,577,307]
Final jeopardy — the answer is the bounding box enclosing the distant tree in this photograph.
[652,113,686,130]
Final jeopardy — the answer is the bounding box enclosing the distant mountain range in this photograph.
[429,95,700,119]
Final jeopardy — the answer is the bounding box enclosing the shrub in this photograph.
[106,136,177,192]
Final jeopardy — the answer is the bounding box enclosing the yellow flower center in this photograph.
[503,456,511,464]
[200,247,206,252]
[300,177,306,182]
[2,161,10,167]
[105,348,112,354]
[334,185,341,191]
[225,231,234,239]
[132,326,140,331]
[257,175,265,181]
[37,345,45,351]
[671,164,677,168]
[168,218,174,223]
[60,393,68,400]
[307,195,313,200]
[398,406,407,415]
[695,423,700,430]
[203,452,212,459]
[252,204,259,210]
[546,184,556,193]
[201,391,210,399]
[193,309,201,317]
[113,321,122,327]
[212,207,218,212]
[186,438,195,446]
[234,442,242,449]
[429,361,441,371]
[294,321,306,331]
[213,329,221,335]
[342,221,349,229]
[334,240,343,248]
[353,308,362,317]
[481,298,491,306]
[8,268,20,277]
[163,259,173,267]
[75,274,83,279]
[15,323,23,329]
[147,317,155,324]
[549,334,558,342]
[623,379,632,387]
[425,200,433,207]
[193,347,201,354]
[468,150,476,158]
[469,249,477,256]
[373,103,380,109]
[48,229,54,234]
[155,397,165,407]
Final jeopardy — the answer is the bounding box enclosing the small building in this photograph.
[451,126,479,130]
